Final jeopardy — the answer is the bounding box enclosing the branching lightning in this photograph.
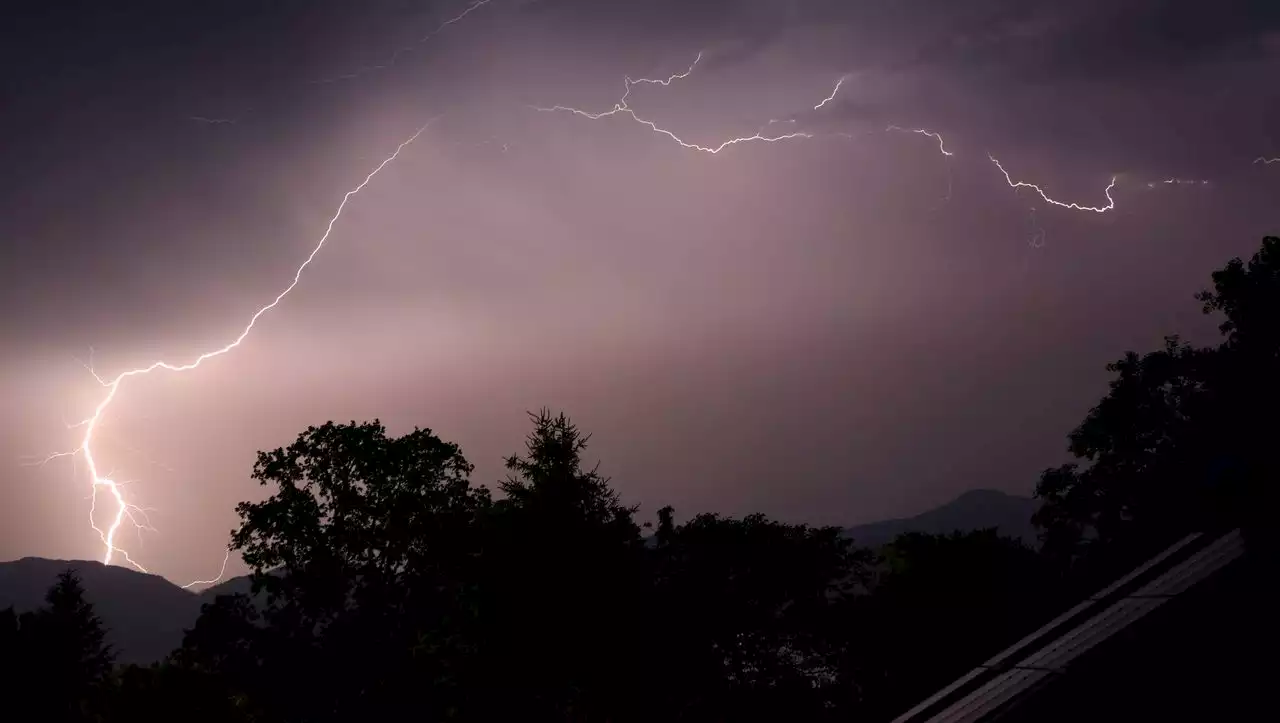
[530,53,1120,213]
[530,52,820,154]
[41,120,434,587]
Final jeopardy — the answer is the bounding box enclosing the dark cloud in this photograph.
[783,0,1280,83]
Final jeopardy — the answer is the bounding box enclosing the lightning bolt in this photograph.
[886,125,953,157]
[1254,156,1280,165]
[530,55,1119,215]
[813,75,846,111]
[1146,178,1210,188]
[180,548,232,591]
[883,125,954,209]
[988,154,1116,213]
[530,52,818,154]
[43,120,434,587]
[311,0,494,85]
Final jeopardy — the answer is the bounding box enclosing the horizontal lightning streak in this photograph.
[530,59,1117,215]
[1147,178,1209,188]
[48,119,434,587]
[530,52,820,154]
[988,154,1116,213]
[1255,156,1280,165]
[886,125,953,156]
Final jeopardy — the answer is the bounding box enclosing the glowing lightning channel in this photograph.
[536,58,1121,215]
[1254,156,1280,165]
[49,120,434,586]
[180,548,232,590]
[312,0,494,85]
[813,75,846,111]
[882,126,954,209]
[189,116,238,125]
[885,125,953,156]
[988,154,1117,213]
[531,52,818,154]
[1146,178,1210,188]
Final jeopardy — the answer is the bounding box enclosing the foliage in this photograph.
[0,570,114,722]
[646,511,870,720]
[182,409,877,721]
[832,529,1057,720]
[1034,236,1280,570]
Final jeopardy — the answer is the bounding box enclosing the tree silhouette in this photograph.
[0,606,20,708]
[225,419,490,720]
[1192,236,1280,553]
[180,409,878,720]
[168,591,264,715]
[109,660,260,723]
[839,530,1056,720]
[474,409,648,720]
[17,570,115,721]
[647,511,868,720]
[1034,236,1280,570]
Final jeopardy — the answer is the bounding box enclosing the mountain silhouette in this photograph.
[1,488,1037,663]
[843,489,1039,549]
[0,557,203,663]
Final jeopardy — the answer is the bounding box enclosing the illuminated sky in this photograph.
[1,0,1278,587]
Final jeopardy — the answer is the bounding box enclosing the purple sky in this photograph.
[1,0,1278,588]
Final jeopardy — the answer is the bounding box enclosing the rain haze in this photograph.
[1,0,1277,586]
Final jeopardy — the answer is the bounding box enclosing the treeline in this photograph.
[2,236,1275,722]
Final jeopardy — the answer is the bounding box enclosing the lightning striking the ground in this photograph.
[40,120,434,587]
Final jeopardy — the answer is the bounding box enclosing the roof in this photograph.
[891,527,1248,723]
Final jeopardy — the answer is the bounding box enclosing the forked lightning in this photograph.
[41,121,434,587]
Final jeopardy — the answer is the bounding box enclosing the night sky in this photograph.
[2,0,1277,587]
